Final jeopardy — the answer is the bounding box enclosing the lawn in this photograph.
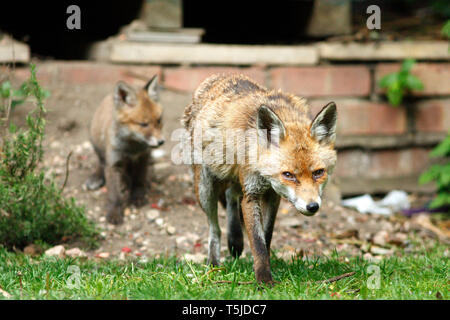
[0,242,447,300]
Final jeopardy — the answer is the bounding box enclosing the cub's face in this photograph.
[113,76,164,148]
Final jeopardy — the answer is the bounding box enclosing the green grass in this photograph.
[0,243,447,300]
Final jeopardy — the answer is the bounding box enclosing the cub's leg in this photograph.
[194,165,221,266]
[130,153,149,206]
[105,164,131,225]
[85,147,105,190]
[226,184,244,258]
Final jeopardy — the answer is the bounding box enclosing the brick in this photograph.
[309,99,407,135]
[270,66,371,98]
[12,62,162,87]
[163,67,266,92]
[375,63,450,96]
[415,99,450,133]
[335,148,432,180]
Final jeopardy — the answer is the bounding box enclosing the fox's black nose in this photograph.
[306,202,319,214]
[158,139,165,146]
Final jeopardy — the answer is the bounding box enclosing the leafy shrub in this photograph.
[419,133,450,211]
[378,59,424,106]
[0,64,98,249]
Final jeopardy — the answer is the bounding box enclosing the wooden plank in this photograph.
[110,42,318,65]
[126,29,204,44]
[319,41,450,61]
[0,38,30,63]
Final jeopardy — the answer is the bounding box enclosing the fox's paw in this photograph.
[130,187,148,207]
[106,206,124,225]
[85,174,105,191]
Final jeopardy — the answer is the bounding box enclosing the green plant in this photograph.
[442,19,450,39]
[378,59,424,106]
[419,133,450,210]
[0,64,98,249]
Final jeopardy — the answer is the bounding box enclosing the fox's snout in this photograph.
[146,135,165,148]
[293,196,321,216]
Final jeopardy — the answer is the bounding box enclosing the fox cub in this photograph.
[182,74,337,284]
[86,76,164,225]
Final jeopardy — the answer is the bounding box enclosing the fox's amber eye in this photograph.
[139,122,149,128]
[312,169,325,180]
[282,171,296,182]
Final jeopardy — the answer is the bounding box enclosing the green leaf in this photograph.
[11,99,26,109]
[378,73,399,88]
[419,164,442,184]
[405,74,424,91]
[1,81,11,98]
[442,20,450,38]
[429,193,450,209]
[387,86,403,106]
[401,59,416,73]
[430,134,450,158]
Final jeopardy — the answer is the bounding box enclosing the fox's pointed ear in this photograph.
[144,75,159,101]
[114,81,136,108]
[257,105,286,147]
[310,102,337,145]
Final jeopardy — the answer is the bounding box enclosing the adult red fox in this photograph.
[86,76,164,225]
[182,74,337,284]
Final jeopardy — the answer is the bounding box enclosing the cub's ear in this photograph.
[257,105,286,147]
[310,102,337,145]
[114,81,136,108]
[144,75,159,101]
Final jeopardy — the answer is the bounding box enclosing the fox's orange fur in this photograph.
[183,74,337,284]
[86,76,164,225]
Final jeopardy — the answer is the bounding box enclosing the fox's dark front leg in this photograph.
[194,165,221,266]
[226,184,244,258]
[85,146,106,190]
[130,152,149,206]
[105,165,130,225]
[261,189,280,254]
[241,194,274,284]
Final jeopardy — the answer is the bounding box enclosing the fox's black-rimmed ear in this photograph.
[144,75,159,101]
[310,102,337,145]
[257,105,286,147]
[114,81,136,108]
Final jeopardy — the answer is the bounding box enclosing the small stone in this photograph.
[23,244,41,256]
[176,236,187,246]
[45,245,65,258]
[370,246,393,256]
[66,248,87,258]
[57,118,77,132]
[363,252,380,262]
[96,252,110,259]
[166,225,176,235]
[155,218,164,227]
[372,230,389,246]
[183,253,207,264]
[146,209,160,221]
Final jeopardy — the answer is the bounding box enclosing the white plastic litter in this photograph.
[341,190,410,215]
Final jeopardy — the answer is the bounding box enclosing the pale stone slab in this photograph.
[110,42,318,65]
[0,38,30,63]
[319,41,450,61]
